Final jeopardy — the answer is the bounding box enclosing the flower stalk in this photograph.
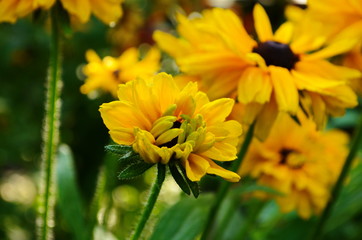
[200,123,255,240]
[37,5,63,240]
[130,163,166,240]
[310,115,362,240]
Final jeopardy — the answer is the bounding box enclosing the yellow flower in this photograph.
[0,0,123,24]
[81,47,160,97]
[154,5,361,139]
[239,113,349,219]
[99,72,242,182]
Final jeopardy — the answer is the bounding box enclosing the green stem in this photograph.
[200,123,255,240]
[37,6,62,240]
[130,163,166,240]
[310,115,362,240]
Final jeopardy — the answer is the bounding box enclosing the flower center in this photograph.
[279,148,304,169]
[252,41,299,70]
[159,121,182,148]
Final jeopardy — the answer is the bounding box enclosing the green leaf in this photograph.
[56,144,90,240]
[169,163,191,195]
[105,144,133,156]
[118,161,154,180]
[150,194,213,240]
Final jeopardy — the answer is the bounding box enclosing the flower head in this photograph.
[239,113,349,219]
[0,0,123,24]
[99,72,242,182]
[81,47,160,97]
[154,4,360,138]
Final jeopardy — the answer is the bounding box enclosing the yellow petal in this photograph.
[89,0,123,24]
[197,98,234,125]
[238,67,272,104]
[206,159,240,182]
[99,101,152,130]
[304,38,359,61]
[254,99,279,140]
[60,0,91,23]
[273,22,294,44]
[185,154,210,182]
[295,59,362,80]
[152,73,180,114]
[153,30,192,58]
[292,70,344,92]
[253,4,273,42]
[269,66,299,114]
[109,129,134,145]
[155,129,183,146]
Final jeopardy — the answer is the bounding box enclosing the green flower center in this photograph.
[159,120,182,148]
[252,41,299,70]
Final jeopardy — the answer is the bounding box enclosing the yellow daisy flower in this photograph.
[99,72,242,182]
[0,0,123,24]
[154,4,361,138]
[81,47,160,97]
[239,112,349,219]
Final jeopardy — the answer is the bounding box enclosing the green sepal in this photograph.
[179,163,200,198]
[118,161,154,180]
[186,177,200,198]
[56,1,73,38]
[169,163,191,195]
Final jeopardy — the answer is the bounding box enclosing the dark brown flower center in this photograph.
[279,148,294,164]
[252,41,299,70]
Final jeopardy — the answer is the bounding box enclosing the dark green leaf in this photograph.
[105,144,133,156]
[150,194,213,240]
[118,161,154,180]
[56,144,90,240]
[169,163,191,195]
[179,164,200,198]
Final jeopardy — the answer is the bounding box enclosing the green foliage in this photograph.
[56,144,91,240]
[105,144,154,179]
[150,194,213,240]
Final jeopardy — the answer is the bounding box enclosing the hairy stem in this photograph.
[37,6,62,240]
[310,116,362,240]
[130,163,166,240]
[200,123,255,240]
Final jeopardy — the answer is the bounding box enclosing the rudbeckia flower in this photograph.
[154,4,361,138]
[239,112,349,219]
[99,72,242,182]
[81,47,160,97]
[0,0,123,24]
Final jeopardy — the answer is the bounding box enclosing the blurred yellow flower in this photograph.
[81,47,160,97]
[99,73,242,182]
[0,0,123,24]
[307,0,362,42]
[154,4,360,139]
[239,113,349,219]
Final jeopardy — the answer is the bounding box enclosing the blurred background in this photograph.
[1,0,362,240]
